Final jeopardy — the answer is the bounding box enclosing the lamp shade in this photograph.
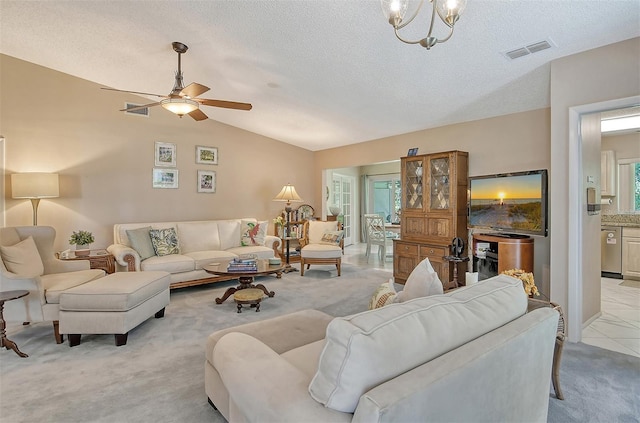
[273,184,303,203]
[11,173,59,199]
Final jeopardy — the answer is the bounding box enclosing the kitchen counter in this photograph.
[602,214,640,228]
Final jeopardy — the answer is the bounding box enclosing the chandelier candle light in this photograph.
[381,0,467,49]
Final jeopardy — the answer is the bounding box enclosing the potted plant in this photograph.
[69,230,94,256]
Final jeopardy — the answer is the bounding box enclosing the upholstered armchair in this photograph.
[299,220,343,276]
[0,226,105,343]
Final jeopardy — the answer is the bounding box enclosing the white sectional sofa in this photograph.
[206,275,559,422]
[107,219,280,289]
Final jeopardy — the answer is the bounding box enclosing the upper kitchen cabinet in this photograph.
[601,150,616,197]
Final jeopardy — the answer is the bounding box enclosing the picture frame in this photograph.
[407,147,419,157]
[152,168,179,189]
[196,145,218,165]
[155,142,177,167]
[197,170,216,193]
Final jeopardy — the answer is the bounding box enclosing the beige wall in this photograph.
[550,37,640,333]
[1,55,315,252]
[601,132,640,215]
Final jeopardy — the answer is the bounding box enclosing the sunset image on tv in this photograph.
[469,173,543,233]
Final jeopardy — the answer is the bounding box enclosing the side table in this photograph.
[57,249,115,274]
[1,290,30,358]
[528,298,565,400]
[442,255,470,290]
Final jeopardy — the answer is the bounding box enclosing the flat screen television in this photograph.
[468,169,548,237]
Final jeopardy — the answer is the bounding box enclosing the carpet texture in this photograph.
[1,264,638,422]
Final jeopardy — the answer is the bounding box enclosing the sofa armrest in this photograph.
[107,244,139,271]
[46,258,90,274]
[264,235,281,256]
[0,270,45,307]
[213,333,351,423]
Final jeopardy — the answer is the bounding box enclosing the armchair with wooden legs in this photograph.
[0,226,105,343]
[299,220,344,276]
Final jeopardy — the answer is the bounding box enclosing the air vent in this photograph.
[502,38,556,60]
[124,103,149,117]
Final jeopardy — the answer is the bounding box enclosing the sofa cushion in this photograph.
[42,269,105,304]
[140,254,194,273]
[241,219,268,246]
[177,222,221,253]
[218,220,242,250]
[308,275,528,413]
[225,246,274,259]
[0,236,44,277]
[301,244,341,259]
[126,226,156,261]
[396,257,443,302]
[149,228,180,256]
[308,221,339,245]
[185,250,238,270]
[281,339,326,381]
[368,279,398,309]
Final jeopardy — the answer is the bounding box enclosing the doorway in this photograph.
[332,173,356,246]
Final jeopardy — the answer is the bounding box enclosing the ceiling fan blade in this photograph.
[180,82,210,98]
[188,108,208,121]
[102,87,168,98]
[119,102,161,112]
[197,98,253,111]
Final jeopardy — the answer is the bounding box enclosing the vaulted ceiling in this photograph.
[1,1,639,151]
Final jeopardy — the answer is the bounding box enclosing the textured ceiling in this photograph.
[1,1,639,151]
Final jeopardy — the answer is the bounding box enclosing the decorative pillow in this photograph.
[320,230,344,246]
[368,279,398,309]
[126,226,156,260]
[396,257,444,302]
[149,228,180,256]
[240,220,267,246]
[0,236,44,277]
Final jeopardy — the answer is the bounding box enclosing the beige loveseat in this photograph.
[107,219,280,289]
[206,275,559,422]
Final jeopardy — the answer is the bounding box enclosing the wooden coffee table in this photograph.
[1,290,29,358]
[203,259,284,305]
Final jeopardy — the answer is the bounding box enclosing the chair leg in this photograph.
[337,259,341,276]
[115,333,128,346]
[300,259,305,276]
[53,321,64,344]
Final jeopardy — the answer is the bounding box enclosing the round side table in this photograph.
[0,290,30,358]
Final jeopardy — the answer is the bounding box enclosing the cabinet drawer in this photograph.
[396,242,419,256]
[420,245,447,258]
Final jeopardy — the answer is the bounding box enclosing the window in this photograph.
[367,175,401,224]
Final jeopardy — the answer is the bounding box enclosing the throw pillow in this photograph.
[149,228,180,256]
[126,226,156,261]
[0,236,44,277]
[368,279,398,309]
[320,230,344,246]
[240,220,267,246]
[396,257,444,302]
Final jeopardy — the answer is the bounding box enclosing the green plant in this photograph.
[69,230,94,246]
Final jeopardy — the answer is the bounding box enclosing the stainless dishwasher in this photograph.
[601,226,622,278]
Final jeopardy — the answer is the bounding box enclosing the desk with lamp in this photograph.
[273,184,303,273]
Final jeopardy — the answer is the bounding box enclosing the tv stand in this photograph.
[473,233,534,280]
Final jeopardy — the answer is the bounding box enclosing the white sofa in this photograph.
[206,275,559,422]
[107,219,280,289]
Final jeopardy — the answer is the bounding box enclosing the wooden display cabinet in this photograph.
[394,150,469,285]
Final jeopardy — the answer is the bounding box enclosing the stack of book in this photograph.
[227,257,258,272]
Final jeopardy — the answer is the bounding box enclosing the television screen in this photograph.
[468,169,548,237]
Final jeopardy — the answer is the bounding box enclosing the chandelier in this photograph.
[381,0,467,49]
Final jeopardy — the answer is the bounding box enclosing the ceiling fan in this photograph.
[102,42,252,121]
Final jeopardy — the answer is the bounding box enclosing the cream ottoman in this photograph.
[59,271,170,347]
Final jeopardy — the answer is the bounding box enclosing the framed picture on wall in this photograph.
[407,147,419,156]
[152,168,179,189]
[155,142,177,167]
[196,145,218,165]
[197,170,216,193]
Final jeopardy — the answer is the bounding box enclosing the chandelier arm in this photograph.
[435,26,455,44]
[425,0,437,38]
[394,27,424,45]
[395,0,426,30]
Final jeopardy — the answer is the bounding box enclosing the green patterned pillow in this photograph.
[368,279,398,310]
[149,228,180,256]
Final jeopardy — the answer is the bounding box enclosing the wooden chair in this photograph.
[299,220,343,276]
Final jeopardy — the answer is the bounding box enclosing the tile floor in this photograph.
[582,277,640,358]
[343,243,640,358]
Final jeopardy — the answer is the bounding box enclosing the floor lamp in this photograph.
[273,184,303,273]
[11,173,59,225]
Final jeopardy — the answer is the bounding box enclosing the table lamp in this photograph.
[11,173,59,225]
[273,184,303,272]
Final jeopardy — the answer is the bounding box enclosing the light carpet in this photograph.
[1,264,638,423]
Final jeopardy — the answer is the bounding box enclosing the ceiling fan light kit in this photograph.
[381,0,467,49]
[102,41,252,121]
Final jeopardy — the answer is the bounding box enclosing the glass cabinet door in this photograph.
[429,156,451,210]
[403,158,424,210]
